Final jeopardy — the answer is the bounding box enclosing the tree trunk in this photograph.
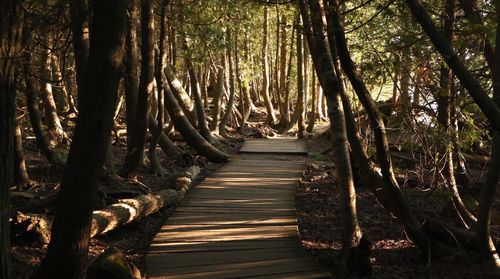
[165,66,198,126]
[149,0,171,176]
[124,0,139,156]
[437,0,476,227]
[328,0,432,255]
[50,53,70,113]
[475,1,500,270]
[306,73,318,133]
[183,43,214,142]
[261,7,277,124]
[163,78,230,162]
[122,0,155,178]
[278,14,289,127]
[33,1,128,277]
[40,38,67,146]
[69,0,89,108]
[210,67,224,133]
[219,28,236,137]
[299,0,361,254]
[0,1,23,277]
[13,118,30,187]
[297,17,306,138]
[22,26,58,164]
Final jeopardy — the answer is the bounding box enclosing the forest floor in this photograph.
[9,111,500,278]
[299,124,499,278]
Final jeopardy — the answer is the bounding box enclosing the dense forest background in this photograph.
[2,0,500,278]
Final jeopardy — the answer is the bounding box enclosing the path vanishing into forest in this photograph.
[145,138,331,278]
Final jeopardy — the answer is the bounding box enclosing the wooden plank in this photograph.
[149,239,299,253]
[148,257,326,279]
[146,138,330,278]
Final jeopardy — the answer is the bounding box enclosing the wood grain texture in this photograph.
[146,138,330,278]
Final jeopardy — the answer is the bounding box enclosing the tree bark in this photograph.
[163,79,230,162]
[299,0,361,253]
[297,17,306,138]
[22,26,58,164]
[219,28,236,137]
[124,0,139,156]
[122,0,155,178]
[328,0,432,255]
[33,1,128,277]
[210,67,224,133]
[0,1,23,277]
[69,0,89,108]
[261,7,277,124]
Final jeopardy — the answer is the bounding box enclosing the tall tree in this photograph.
[33,0,129,277]
[298,0,361,263]
[0,1,23,278]
[122,0,155,178]
[261,6,277,124]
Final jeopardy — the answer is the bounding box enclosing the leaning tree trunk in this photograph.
[40,36,67,146]
[0,1,23,277]
[33,1,129,277]
[22,26,58,164]
[328,0,432,255]
[122,0,155,178]
[163,81,230,162]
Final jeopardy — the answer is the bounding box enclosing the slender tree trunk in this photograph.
[436,0,476,227]
[40,38,67,146]
[306,73,318,133]
[261,7,277,124]
[475,0,500,270]
[211,67,224,133]
[328,0,432,255]
[22,26,58,164]
[13,117,30,187]
[0,1,23,277]
[33,1,128,277]
[123,0,139,156]
[50,54,70,113]
[278,14,289,127]
[149,0,171,176]
[299,0,361,254]
[219,28,236,137]
[69,0,89,107]
[297,17,306,138]
[122,0,155,178]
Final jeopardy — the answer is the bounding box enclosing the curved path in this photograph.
[146,138,331,278]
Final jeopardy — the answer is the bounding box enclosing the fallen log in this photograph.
[13,189,178,244]
[172,166,201,202]
[90,189,177,237]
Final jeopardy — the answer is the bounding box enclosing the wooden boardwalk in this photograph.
[146,138,331,278]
